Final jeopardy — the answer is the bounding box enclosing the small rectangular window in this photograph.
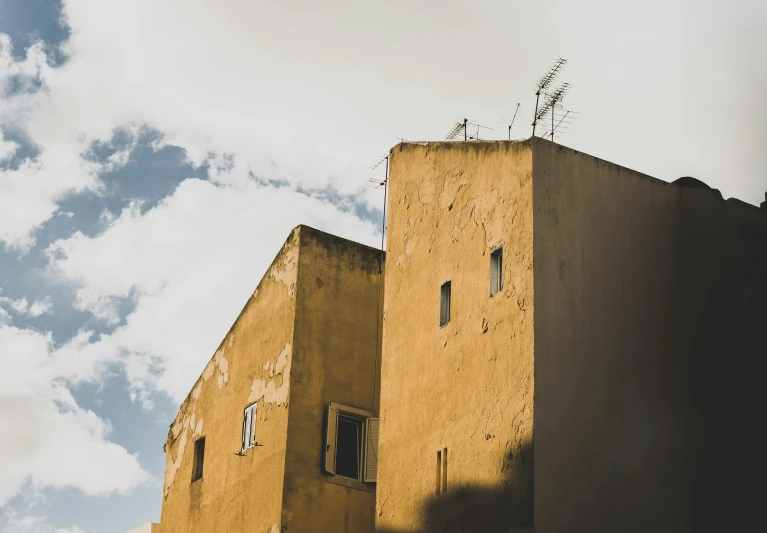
[490,248,503,296]
[436,450,442,495]
[440,281,451,326]
[241,403,257,452]
[192,438,205,482]
[436,447,448,495]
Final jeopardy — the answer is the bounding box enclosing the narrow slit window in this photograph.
[490,248,503,296]
[440,281,451,326]
[192,438,205,482]
[436,450,442,495]
[442,447,448,494]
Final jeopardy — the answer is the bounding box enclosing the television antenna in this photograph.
[532,58,567,137]
[445,118,494,141]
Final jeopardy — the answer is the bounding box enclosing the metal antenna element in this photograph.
[445,119,468,141]
[508,103,520,140]
[371,154,388,170]
[532,57,567,137]
[445,118,493,141]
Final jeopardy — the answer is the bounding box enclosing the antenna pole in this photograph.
[372,155,388,413]
[463,118,467,141]
[509,103,520,140]
[381,157,388,255]
[532,90,540,137]
[551,98,555,142]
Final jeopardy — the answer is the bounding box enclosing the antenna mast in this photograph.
[532,58,567,137]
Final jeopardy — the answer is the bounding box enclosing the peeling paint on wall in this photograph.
[163,427,188,498]
[248,343,292,407]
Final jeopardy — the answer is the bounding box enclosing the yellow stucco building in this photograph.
[376,138,766,533]
[159,226,383,533]
[155,138,766,533]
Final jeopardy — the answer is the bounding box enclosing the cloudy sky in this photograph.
[0,1,765,532]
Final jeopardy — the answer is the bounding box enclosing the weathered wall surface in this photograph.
[533,140,685,532]
[377,141,535,532]
[532,138,767,532]
[281,226,383,533]
[675,188,767,532]
[159,229,300,533]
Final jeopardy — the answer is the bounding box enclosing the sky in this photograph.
[0,1,765,531]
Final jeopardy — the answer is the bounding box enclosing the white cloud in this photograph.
[47,164,379,403]
[28,298,53,317]
[0,130,19,162]
[0,294,53,318]
[0,325,151,505]
[1,511,86,533]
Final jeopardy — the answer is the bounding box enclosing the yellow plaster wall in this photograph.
[532,138,767,532]
[281,226,383,533]
[376,141,535,532]
[159,229,300,533]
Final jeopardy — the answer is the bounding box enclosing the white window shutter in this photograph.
[248,404,257,447]
[242,403,257,452]
[324,405,339,475]
[363,418,380,483]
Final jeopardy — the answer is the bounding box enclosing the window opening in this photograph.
[440,281,452,326]
[335,415,362,479]
[192,438,205,482]
[490,248,503,296]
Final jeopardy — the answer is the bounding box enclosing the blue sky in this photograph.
[0,1,765,532]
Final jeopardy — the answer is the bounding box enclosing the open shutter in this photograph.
[324,405,339,474]
[248,404,257,447]
[363,417,380,482]
[242,404,257,451]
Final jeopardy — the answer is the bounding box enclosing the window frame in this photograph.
[324,402,378,485]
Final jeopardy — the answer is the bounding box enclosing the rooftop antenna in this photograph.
[508,103,520,140]
[368,153,389,413]
[445,119,493,141]
[532,57,567,137]
[467,122,494,140]
[445,119,468,141]
[534,82,573,142]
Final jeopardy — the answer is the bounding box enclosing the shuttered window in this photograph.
[363,418,380,483]
[324,403,377,483]
[241,403,257,452]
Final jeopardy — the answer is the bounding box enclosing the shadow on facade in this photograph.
[377,441,534,533]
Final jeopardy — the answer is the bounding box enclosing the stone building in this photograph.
[159,226,384,533]
[375,138,766,533]
[152,138,766,533]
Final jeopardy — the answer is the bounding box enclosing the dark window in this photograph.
[440,281,451,326]
[490,248,503,296]
[335,415,362,479]
[192,437,205,482]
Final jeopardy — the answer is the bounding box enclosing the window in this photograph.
[324,402,379,483]
[241,403,257,452]
[436,447,448,495]
[440,281,451,326]
[192,438,205,482]
[490,248,503,296]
